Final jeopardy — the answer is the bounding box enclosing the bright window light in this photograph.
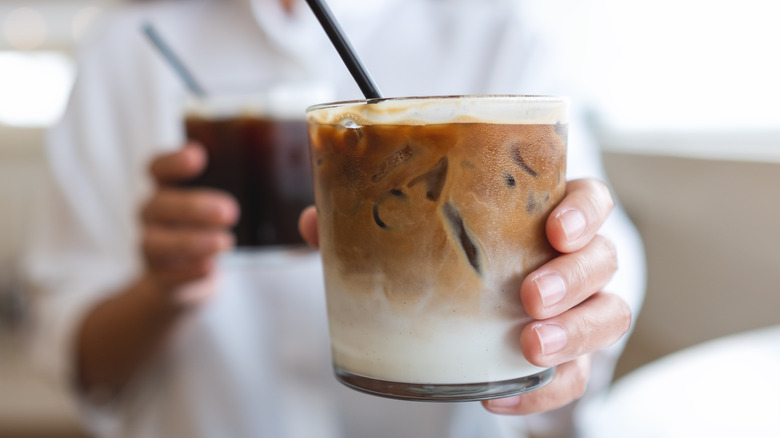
[582,0,780,131]
[0,51,75,127]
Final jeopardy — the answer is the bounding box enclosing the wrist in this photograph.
[130,275,190,323]
[76,275,195,392]
[135,272,217,316]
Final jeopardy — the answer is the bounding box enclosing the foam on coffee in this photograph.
[309,96,567,385]
[307,95,569,126]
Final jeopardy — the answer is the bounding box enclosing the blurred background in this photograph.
[1,1,112,437]
[0,0,778,437]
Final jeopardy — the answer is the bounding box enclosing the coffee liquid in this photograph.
[311,121,566,380]
[185,116,312,247]
[312,122,566,311]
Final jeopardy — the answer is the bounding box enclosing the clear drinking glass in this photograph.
[307,95,568,401]
[182,87,319,248]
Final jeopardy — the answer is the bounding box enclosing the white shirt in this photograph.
[23,0,646,437]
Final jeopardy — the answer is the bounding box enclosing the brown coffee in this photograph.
[312,122,565,310]
[185,116,312,247]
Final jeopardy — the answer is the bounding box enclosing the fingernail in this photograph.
[535,324,567,356]
[559,209,586,243]
[535,274,566,308]
[486,395,520,411]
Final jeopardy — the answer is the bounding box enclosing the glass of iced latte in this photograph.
[307,95,568,401]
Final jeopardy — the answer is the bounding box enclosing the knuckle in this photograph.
[183,233,208,254]
[615,297,633,337]
[597,181,615,210]
[579,179,614,219]
[568,244,607,288]
[571,254,596,288]
[576,312,598,352]
[597,292,633,344]
[587,179,615,209]
[195,234,219,254]
[190,231,229,255]
[188,190,233,224]
[181,193,204,218]
[572,357,591,398]
[593,235,619,272]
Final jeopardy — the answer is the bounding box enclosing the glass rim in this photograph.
[305,94,568,113]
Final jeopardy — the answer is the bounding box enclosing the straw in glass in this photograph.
[141,22,207,98]
[304,0,382,99]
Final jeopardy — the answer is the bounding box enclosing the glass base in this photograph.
[334,366,555,402]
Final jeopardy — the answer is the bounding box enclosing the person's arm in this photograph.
[76,144,237,392]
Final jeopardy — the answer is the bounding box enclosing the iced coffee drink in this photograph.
[183,93,313,247]
[307,95,568,401]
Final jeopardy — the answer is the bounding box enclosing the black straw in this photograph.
[304,0,383,99]
[142,22,207,98]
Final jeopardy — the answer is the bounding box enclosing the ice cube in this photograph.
[372,144,414,182]
[407,156,448,202]
[341,118,360,130]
